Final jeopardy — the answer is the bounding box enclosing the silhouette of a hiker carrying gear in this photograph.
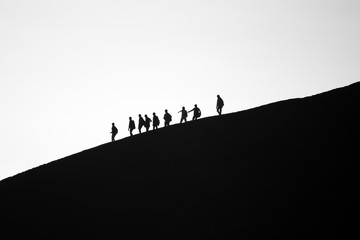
[110,123,118,142]
[128,117,135,136]
[163,109,172,127]
[178,107,188,123]
[216,95,224,115]
[144,114,152,132]
[188,104,201,120]
[153,112,160,130]
[138,114,145,133]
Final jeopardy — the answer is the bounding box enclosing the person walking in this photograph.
[138,114,145,133]
[188,104,201,120]
[144,114,152,132]
[216,95,224,115]
[163,109,172,127]
[153,112,160,130]
[128,117,135,136]
[178,106,188,123]
[110,123,118,142]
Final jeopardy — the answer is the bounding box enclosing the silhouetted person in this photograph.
[110,123,118,142]
[144,114,152,132]
[128,117,135,136]
[178,106,188,123]
[216,95,224,115]
[188,104,201,120]
[164,109,172,127]
[153,112,160,130]
[138,114,145,133]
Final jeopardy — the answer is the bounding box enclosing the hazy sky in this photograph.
[1,0,359,180]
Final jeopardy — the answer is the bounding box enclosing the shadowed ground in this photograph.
[1,82,359,239]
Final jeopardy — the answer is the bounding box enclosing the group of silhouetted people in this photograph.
[111,95,224,141]
[129,113,160,136]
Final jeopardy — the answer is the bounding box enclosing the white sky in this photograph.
[1,0,359,180]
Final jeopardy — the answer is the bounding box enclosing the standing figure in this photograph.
[111,123,118,142]
[178,107,188,123]
[188,104,201,120]
[153,112,160,130]
[216,95,224,115]
[163,109,172,127]
[128,117,136,136]
[144,114,152,132]
[138,114,145,133]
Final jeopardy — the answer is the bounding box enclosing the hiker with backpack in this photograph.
[128,117,136,136]
[144,114,152,132]
[188,104,201,120]
[216,95,224,115]
[164,109,172,127]
[138,114,145,133]
[153,112,160,130]
[110,123,118,142]
[178,106,188,123]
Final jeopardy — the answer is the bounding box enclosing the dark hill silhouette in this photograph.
[1,82,359,239]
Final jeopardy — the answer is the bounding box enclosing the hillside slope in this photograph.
[1,82,359,239]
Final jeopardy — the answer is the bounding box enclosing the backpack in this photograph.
[195,108,201,118]
[139,119,145,128]
[164,113,172,122]
[218,98,224,107]
[154,116,160,126]
[130,120,135,130]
